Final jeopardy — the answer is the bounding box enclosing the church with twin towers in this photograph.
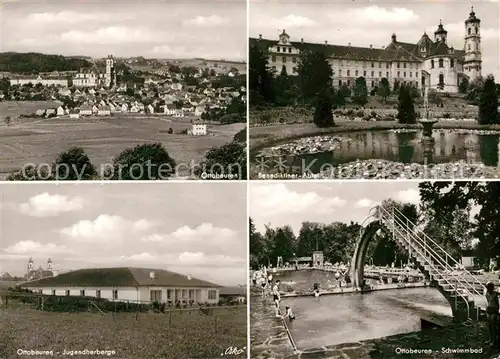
[252,7,482,94]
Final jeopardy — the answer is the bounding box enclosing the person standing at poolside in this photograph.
[486,282,499,347]
[272,280,281,317]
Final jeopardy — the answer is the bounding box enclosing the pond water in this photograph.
[251,287,452,357]
[257,130,500,175]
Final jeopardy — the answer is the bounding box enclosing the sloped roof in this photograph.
[219,286,246,296]
[19,267,221,288]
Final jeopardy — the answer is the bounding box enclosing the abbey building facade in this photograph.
[251,8,482,94]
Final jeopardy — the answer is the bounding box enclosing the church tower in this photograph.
[27,257,33,272]
[47,258,52,271]
[434,20,447,43]
[105,55,115,87]
[464,6,481,81]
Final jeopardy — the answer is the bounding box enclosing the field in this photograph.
[0,101,61,117]
[0,305,247,359]
[0,106,245,179]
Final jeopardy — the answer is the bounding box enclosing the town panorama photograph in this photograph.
[0,0,247,181]
[249,0,500,180]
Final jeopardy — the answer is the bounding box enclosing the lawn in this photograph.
[0,101,61,117]
[0,113,245,179]
[0,305,247,359]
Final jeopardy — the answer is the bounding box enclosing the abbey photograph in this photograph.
[0,182,248,359]
[0,0,247,181]
[249,181,500,358]
[249,1,500,180]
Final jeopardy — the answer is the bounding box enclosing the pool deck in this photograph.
[284,320,499,359]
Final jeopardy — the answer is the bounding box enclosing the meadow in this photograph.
[0,107,244,179]
[0,304,247,359]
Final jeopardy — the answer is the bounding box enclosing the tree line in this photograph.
[0,52,92,74]
[250,182,500,270]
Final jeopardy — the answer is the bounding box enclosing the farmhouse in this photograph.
[19,267,222,304]
[190,124,207,136]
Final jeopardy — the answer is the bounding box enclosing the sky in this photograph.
[250,181,422,233]
[0,183,247,286]
[250,0,500,80]
[1,0,246,60]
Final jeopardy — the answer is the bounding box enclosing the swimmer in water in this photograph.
[314,288,320,297]
[282,306,295,321]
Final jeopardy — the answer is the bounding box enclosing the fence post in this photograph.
[169,309,172,326]
[215,315,218,332]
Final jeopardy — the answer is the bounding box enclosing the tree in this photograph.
[393,80,400,94]
[297,49,333,103]
[194,141,246,180]
[332,89,346,108]
[53,147,97,180]
[313,89,335,128]
[397,85,417,124]
[478,75,499,125]
[249,43,275,105]
[459,77,469,94]
[377,78,391,103]
[249,218,265,269]
[7,164,52,181]
[107,143,177,180]
[352,77,368,106]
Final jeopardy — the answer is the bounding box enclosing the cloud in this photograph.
[178,252,246,266]
[251,183,346,216]
[3,240,71,255]
[60,215,156,241]
[121,252,157,262]
[25,11,129,24]
[58,27,160,45]
[355,198,378,208]
[183,15,228,27]
[271,14,317,28]
[395,189,420,205]
[18,193,86,217]
[343,6,419,24]
[142,223,236,243]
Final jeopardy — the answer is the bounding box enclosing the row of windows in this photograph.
[271,56,297,63]
[467,44,480,51]
[467,27,479,35]
[338,79,419,88]
[339,70,419,78]
[430,59,455,69]
[276,46,292,53]
[208,290,217,300]
[49,289,116,299]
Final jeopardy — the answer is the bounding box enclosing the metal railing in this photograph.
[388,206,487,304]
[376,205,487,319]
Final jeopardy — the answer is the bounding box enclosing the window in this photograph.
[371,81,374,87]
[386,72,389,78]
[96,290,101,298]
[468,28,471,35]
[379,63,382,68]
[113,290,118,299]
[468,44,471,51]
[438,59,444,68]
[397,71,400,77]
[450,59,454,68]
[431,60,435,69]
[150,290,162,302]
[355,70,358,76]
[403,72,406,77]
[439,74,444,87]
[363,71,366,76]
[80,290,85,297]
[378,72,381,77]
[409,72,412,78]
[475,27,478,34]
[208,290,217,300]
[397,63,400,68]
[339,80,342,86]
[292,67,297,73]
[347,80,351,86]
[386,63,390,69]
[292,57,296,63]
[371,71,374,77]
[66,290,70,296]
[371,62,374,67]
[347,70,350,76]
[339,70,342,76]
[404,63,407,68]
[189,290,195,299]
[288,48,292,53]
[167,289,173,300]
[282,57,286,63]
[416,72,418,77]
[52,290,56,295]
[271,56,276,62]
[277,47,280,52]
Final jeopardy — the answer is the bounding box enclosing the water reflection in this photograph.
[286,130,500,173]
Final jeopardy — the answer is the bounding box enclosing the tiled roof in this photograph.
[20,267,221,288]
[219,286,246,296]
[251,36,463,63]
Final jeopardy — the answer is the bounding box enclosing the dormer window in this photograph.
[277,47,280,52]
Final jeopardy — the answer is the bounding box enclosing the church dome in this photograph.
[465,6,480,24]
[434,21,447,35]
